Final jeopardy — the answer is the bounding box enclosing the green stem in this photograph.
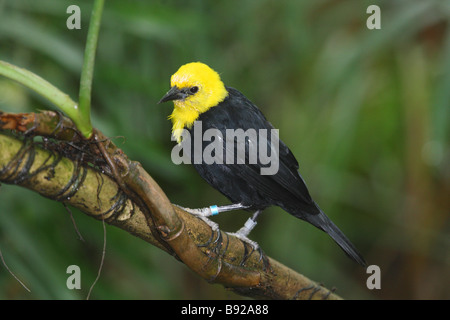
[0,60,78,119]
[78,0,105,138]
[0,0,105,138]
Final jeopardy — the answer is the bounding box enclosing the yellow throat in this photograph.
[166,62,228,143]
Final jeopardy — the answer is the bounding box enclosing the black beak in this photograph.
[158,86,186,104]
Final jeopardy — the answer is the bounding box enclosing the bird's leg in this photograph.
[227,210,262,250]
[175,203,250,231]
[177,203,250,217]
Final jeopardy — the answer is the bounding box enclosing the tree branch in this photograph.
[0,110,341,300]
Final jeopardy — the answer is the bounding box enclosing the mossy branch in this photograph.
[0,110,341,300]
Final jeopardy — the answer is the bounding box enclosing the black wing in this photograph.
[196,87,320,215]
[192,87,366,266]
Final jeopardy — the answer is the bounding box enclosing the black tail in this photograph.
[302,209,366,267]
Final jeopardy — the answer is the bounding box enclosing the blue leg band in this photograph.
[210,205,219,216]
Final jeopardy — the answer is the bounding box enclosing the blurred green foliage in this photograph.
[0,0,448,299]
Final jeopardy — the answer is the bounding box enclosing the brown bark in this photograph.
[0,110,341,300]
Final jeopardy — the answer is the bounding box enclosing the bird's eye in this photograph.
[189,86,199,94]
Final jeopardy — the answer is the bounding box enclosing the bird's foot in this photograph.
[227,230,260,252]
[175,203,252,231]
[174,204,219,231]
[198,216,220,231]
[226,216,271,272]
[175,204,214,217]
[227,217,260,251]
[228,230,272,272]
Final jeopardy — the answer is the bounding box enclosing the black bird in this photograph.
[159,62,366,266]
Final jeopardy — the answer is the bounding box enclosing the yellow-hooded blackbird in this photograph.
[159,62,366,266]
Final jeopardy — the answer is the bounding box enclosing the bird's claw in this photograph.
[226,231,260,252]
[193,215,219,232]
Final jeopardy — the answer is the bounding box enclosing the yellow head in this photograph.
[158,62,228,143]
